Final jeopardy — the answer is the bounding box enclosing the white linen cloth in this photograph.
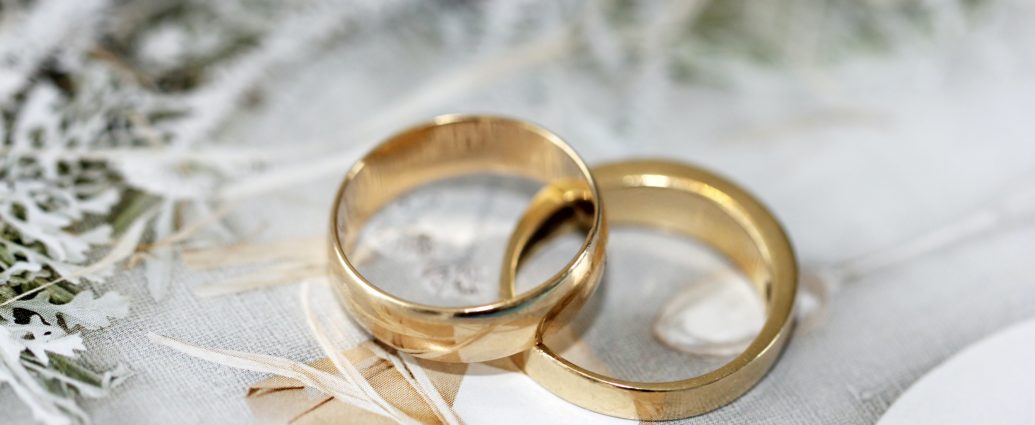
[4,1,1035,423]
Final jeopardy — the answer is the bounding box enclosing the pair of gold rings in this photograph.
[329,115,797,420]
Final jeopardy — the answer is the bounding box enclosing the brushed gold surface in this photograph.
[328,115,607,363]
[501,159,797,420]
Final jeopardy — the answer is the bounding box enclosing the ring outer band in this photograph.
[328,115,608,363]
[505,159,797,420]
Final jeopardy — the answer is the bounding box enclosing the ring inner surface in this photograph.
[601,184,769,303]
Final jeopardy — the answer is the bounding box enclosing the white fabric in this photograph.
[5,2,1035,423]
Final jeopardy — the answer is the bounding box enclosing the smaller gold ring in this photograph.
[501,159,797,420]
[328,115,608,363]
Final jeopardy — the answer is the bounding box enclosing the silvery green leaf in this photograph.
[0,261,43,284]
[0,325,90,425]
[0,290,129,330]
[4,315,64,340]
[7,316,86,365]
[144,200,177,300]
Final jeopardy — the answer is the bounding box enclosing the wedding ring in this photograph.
[501,159,797,420]
[329,115,607,363]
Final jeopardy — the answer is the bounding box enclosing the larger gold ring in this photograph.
[329,115,607,363]
[502,159,797,420]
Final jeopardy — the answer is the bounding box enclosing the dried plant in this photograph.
[0,1,327,423]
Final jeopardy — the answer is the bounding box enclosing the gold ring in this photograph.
[501,159,797,420]
[328,115,608,363]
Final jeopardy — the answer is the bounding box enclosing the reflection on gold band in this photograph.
[502,159,797,420]
[328,115,608,363]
